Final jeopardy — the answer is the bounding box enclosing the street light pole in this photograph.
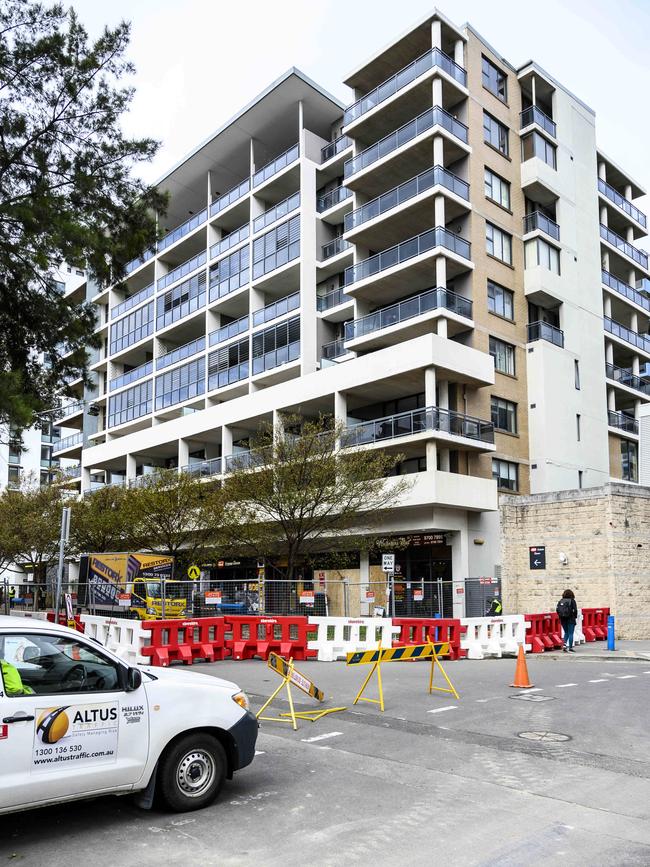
[54,506,71,622]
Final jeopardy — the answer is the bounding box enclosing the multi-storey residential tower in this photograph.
[76,9,648,615]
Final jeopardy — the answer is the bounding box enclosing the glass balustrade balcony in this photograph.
[345,287,472,341]
[598,179,647,229]
[125,247,155,275]
[345,166,469,232]
[602,270,650,312]
[111,283,154,320]
[252,340,300,375]
[604,315,650,354]
[321,338,347,360]
[53,432,83,453]
[344,47,467,125]
[253,143,299,187]
[321,238,352,260]
[317,185,353,213]
[54,400,85,419]
[109,360,154,391]
[210,224,250,260]
[209,315,249,347]
[181,457,223,479]
[607,409,639,434]
[605,362,650,396]
[253,192,300,234]
[344,107,468,179]
[252,292,300,327]
[156,336,206,371]
[523,211,560,242]
[317,286,352,312]
[208,361,249,392]
[157,251,207,291]
[600,224,648,269]
[321,135,352,163]
[344,227,470,287]
[342,406,494,447]
[158,209,208,254]
[520,105,556,138]
[210,179,251,217]
[527,321,564,347]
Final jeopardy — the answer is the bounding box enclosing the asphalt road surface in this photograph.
[2,654,649,866]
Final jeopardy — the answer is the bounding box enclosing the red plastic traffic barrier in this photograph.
[581,607,610,641]
[141,617,229,667]
[225,615,316,661]
[392,618,464,660]
[524,613,563,652]
[46,612,85,632]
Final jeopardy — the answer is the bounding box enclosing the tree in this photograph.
[126,470,225,577]
[0,476,64,580]
[0,1,167,428]
[221,417,413,582]
[68,482,140,554]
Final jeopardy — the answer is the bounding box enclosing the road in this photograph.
[2,653,649,866]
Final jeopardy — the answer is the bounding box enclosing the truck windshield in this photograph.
[145,582,185,598]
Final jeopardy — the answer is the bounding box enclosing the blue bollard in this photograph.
[607,615,616,651]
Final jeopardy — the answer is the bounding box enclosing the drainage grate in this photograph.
[509,693,556,702]
[518,731,571,742]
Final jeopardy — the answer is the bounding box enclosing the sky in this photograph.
[72,0,649,218]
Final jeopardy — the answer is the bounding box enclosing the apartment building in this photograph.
[70,9,648,615]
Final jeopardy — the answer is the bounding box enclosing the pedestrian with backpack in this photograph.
[556,589,578,652]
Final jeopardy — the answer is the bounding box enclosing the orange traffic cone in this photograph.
[509,645,534,689]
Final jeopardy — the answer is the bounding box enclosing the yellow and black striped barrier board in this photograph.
[347,642,450,666]
[267,652,324,702]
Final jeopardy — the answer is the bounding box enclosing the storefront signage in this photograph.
[529,546,546,570]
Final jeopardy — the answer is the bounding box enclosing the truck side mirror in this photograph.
[126,667,142,692]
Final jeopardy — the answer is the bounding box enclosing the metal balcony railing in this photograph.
[252,292,300,327]
[156,336,206,371]
[598,179,647,229]
[607,409,639,434]
[527,321,564,347]
[109,360,154,391]
[605,362,650,396]
[125,247,155,275]
[321,135,352,163]
[317,286,352,312]
[158,209,208,254]
[600,224,648,269]
[317,185,353,213]
[253,144,299,188]
[209,315,249,347]
[321,338,347,360]
[604,315,650,354]
[180,457,223,479]
[523,211,560,242]
[111,283,154,319]
[253,192,300,234]
[520,105,556,137]
[321,238,352,260]
[345,287,472,341]
[342,406,494,447]
[252,340,300,375]
[157,251,207,291]
[602,269,650,312]
[53,432,83,453]
[54,400,85,419]
[210,178,250,217]
[344,47,467,125]
[344,227,470,287]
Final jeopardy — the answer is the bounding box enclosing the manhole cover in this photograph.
[518,731,571,742]
[509,693,556,702]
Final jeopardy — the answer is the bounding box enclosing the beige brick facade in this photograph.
[500,483,650,638]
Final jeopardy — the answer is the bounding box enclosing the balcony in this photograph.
[598,179,647,229]
[607,409,638,435]
[111,283,154,320]
[252,340,300,376]
[344,227,471,291]
[344,107,469,180]
[181,457,223,479]
[523,211,560,242]
[600,224,648,270]
[345,166,469,236]
[253,144,299,188]
[321,237,352,260]
[109,360,154,391]
[156,336,206,371]
[604,315,650,355]
[342,406,494,448]
[158,208,208,254]
[252,291,300,327]
[157,250,207,292]
[53,432,83,454]
[345,287,472,345]
[317,186,353,214]
[321,135,352,163]
[125,247,155,276]
[344,47,467,126]
[210,224,249,260]
[321,338,348,361]
[317,286,352,314]
[253,192,300,234]
[602,269,650,313]
[527,321,564,347]
[520,106,556,138]
[210,179,250,218]
[54,399,85,422]
[208,362,249,392]
[605,362,650,397]
[209,315,249,347]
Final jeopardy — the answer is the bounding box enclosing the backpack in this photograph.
[556,597,573,619]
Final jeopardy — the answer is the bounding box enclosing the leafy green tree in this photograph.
[68,482,140,554]
[0,1,166,428]
[0,476,64,580]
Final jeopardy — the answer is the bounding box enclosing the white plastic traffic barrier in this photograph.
[80,614,148,666]
[460,615,529,659]
[3,610,49,620]
[307,616,399,662]
[573,612,586,646]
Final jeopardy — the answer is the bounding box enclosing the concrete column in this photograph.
[627,226,635,244]
[607,387,616,412]
[81,467,91,493]
[438,379,450,471]
[222,425,233,460]
[433,134,444,167]
[178,438,189,472]
[425,367,438,472]
[631,311,638,333]
[272,409,285,441]
[126,453,136,482]
[598,161,606,182]
[531,75,536,107]
[605,340,614,364]
[435,255,447,288]
[632,355,640,376]
[454,39,464,67]
[432,77,443,107]
[451,530,469,618]
[334,390,347,425]
[600,206,608,226]
[431,18,442,49]
[437,318,448,338]
[604,295,612,318]
[628,268,636,287]
[602,250,610,270]
[434,194,445,227]
[625,184,633,201]
[635,398,641,420]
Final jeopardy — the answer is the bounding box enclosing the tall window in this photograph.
[482,57,507,101]
[621,441,638,482]
[487,280,514,320]
[492,458,518,491]
[491,397,517,434]
[484,168,510,209]
[489,336,516,375]
[521,132,556,168]
[576,414,581,441]
[524,238,560,274]
[486,222,512,264]
[483,112,509,156]
[574,360,581,390]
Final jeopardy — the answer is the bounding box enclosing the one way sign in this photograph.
[529,546,546,570]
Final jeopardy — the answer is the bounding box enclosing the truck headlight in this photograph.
[146,607,156,615]
[232,691,250,711]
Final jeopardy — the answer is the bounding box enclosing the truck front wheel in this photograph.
[158,734,226,811]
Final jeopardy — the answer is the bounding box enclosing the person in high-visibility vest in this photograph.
[8,586,15,607]
[487,597,503,616]
[0,659,35,696]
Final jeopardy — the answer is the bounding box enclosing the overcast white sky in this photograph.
[73,0,649,218]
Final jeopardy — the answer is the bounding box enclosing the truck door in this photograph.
[0,628,149,811]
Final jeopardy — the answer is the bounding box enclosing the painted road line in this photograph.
[617,675,637,679]
[523,687,543,693]
[476,697,501,703]
[588,679,608,683]
[254,750,266,756]
[556,683,578,688]
[427,706,459,714]
[301,732,343,743]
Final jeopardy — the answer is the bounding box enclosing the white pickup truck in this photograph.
[0,615,258,814]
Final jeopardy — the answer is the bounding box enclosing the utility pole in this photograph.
[54,506,71,622]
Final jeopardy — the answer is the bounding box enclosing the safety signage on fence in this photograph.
[188,564,201,580]
[117,593,131,607]
[204,591,221,605]
[267,652,324,701]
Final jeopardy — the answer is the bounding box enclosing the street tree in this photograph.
[0,476,65,581]
[0,1,166,428]
[68,482,140,554]
[221,417,412,582]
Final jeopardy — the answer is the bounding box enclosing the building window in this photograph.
[156,271,207,330]
[621,441,638,482]
[576,414,581,441]
[209,246,250,302]
[483,111,509,156]
[154,357,205,411]
[107,380,153,428]
[574,360,581,390]
[491,397,517,434]
[521,132,556,168]
[252,315,300,374]
[489,336,516,375]
[486,222,512,264]
[578,470,583,489]
[492,458,518,491]
[524,238,560,274]
[482,56,507,102]
[208,337,250,390]
[487,280,514,320]
[252,215,300,280]
[484,168,510,209]
[7,466,21,487]
[109,302,155,355]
